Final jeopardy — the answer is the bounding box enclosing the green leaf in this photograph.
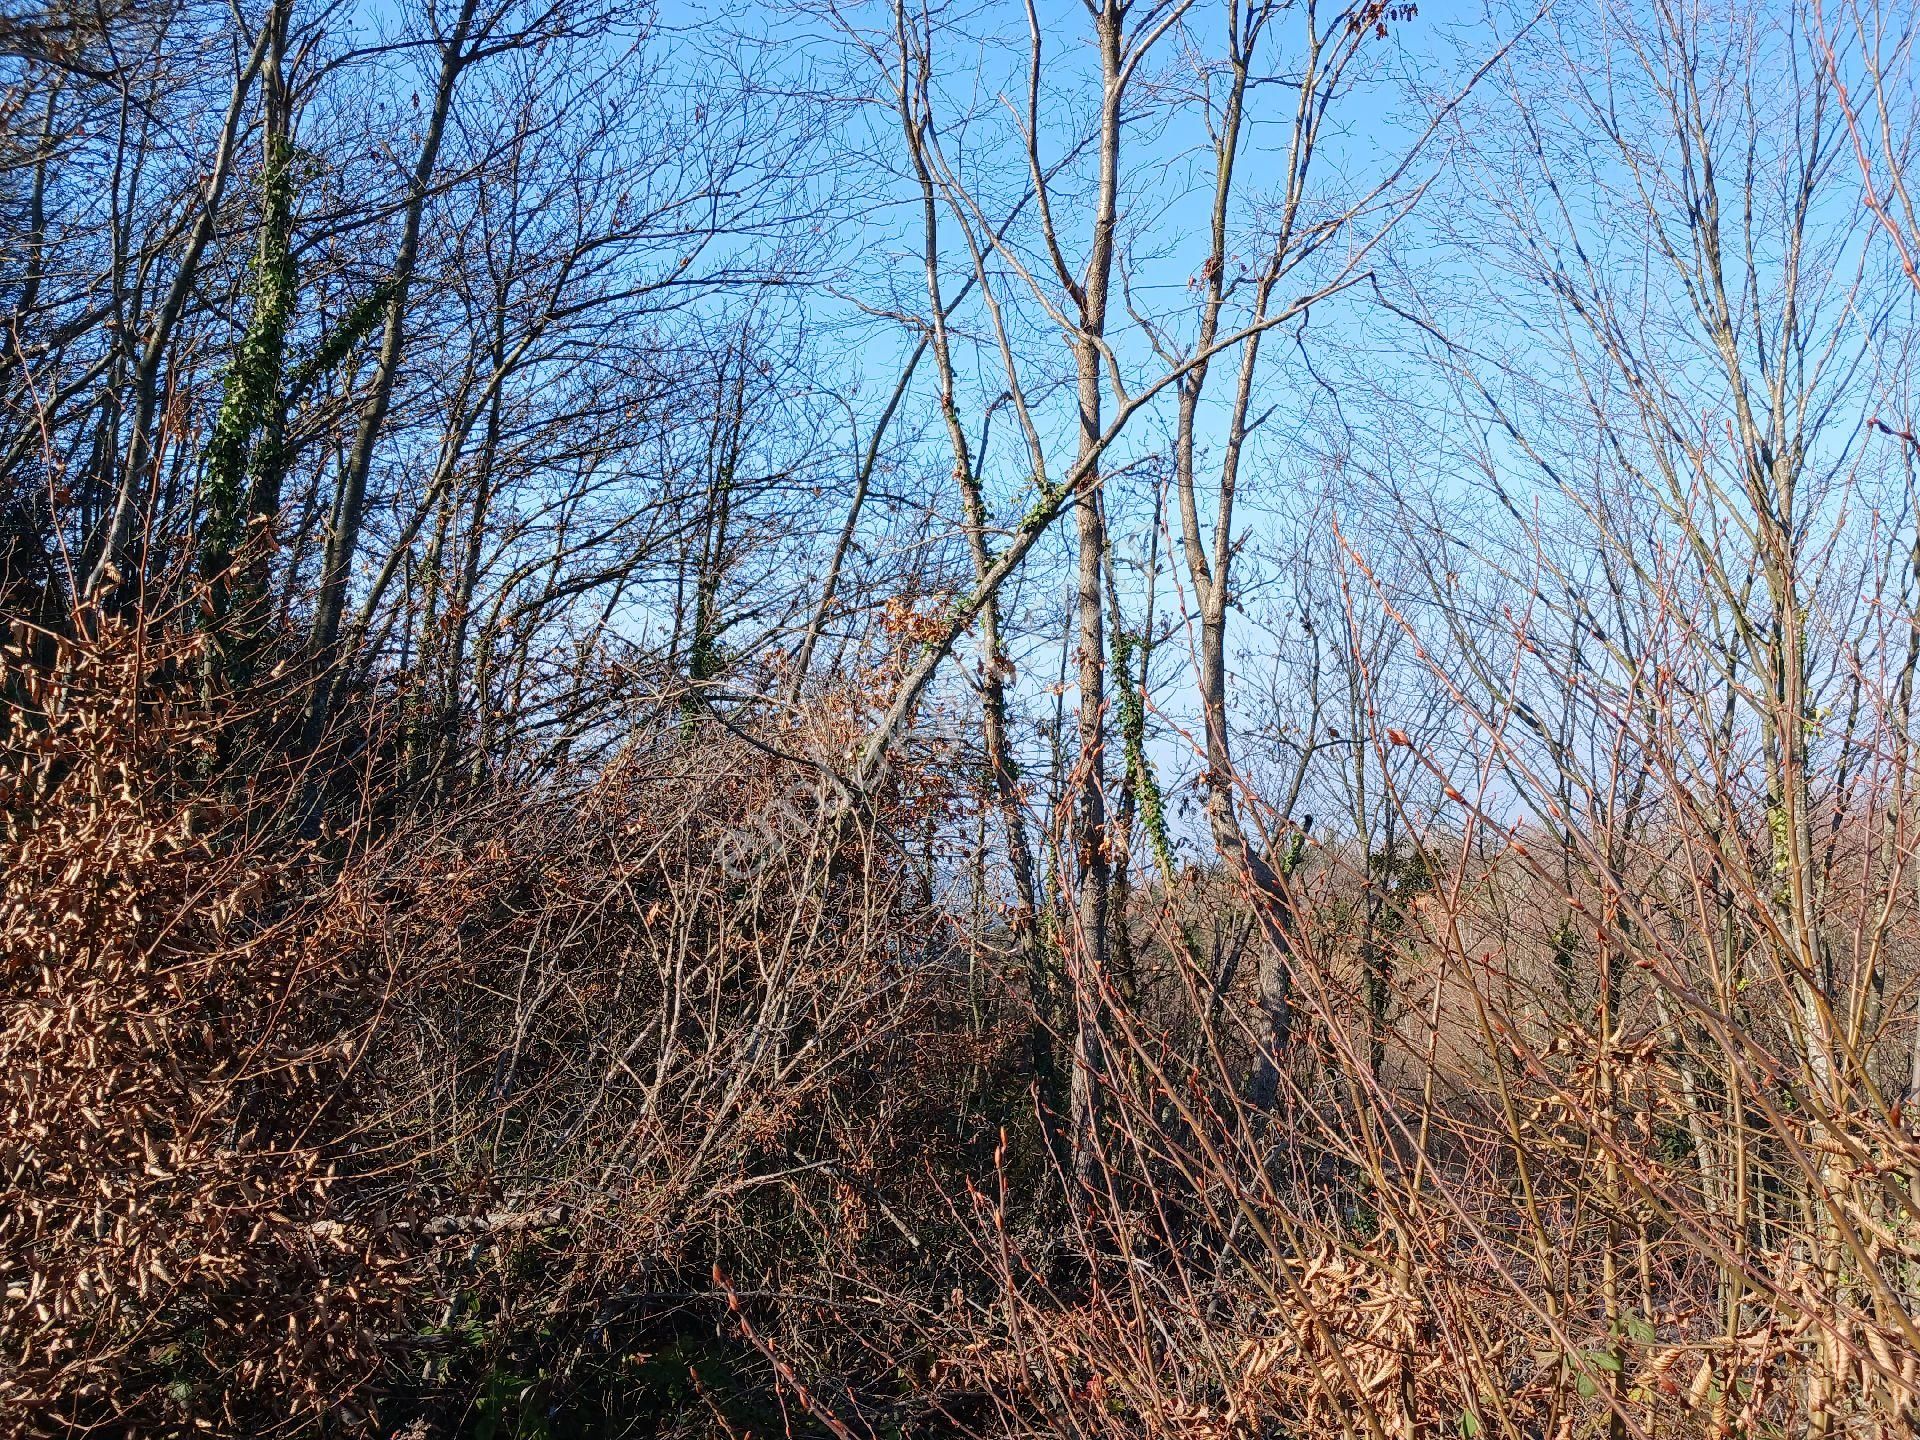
[1459,1410,1482,1437]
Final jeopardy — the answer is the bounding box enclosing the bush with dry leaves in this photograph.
[0,620,416,1433]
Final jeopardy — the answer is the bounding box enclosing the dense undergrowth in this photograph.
[0,619,990,1435]
[9,618,1920,1439]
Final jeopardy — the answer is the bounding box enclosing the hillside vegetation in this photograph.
[7,0,1920,1434]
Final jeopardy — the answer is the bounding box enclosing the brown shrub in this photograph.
[0,621,415,1434]
[0,622,977,1435]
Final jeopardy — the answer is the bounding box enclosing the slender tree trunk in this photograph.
[682,342,745,729]
[1062,0,1126,1198]
[87,21,273,610]
[892,24,1065,1160]
[1165,5,1306,1111]
[301,0,479,753]
[201,0,294,687]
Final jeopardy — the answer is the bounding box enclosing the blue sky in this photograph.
[319,0,1918,858]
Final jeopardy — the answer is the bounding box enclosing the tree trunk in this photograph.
[301,0,479,754]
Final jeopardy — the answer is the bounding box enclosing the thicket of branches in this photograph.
[7,0,1920,1434]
